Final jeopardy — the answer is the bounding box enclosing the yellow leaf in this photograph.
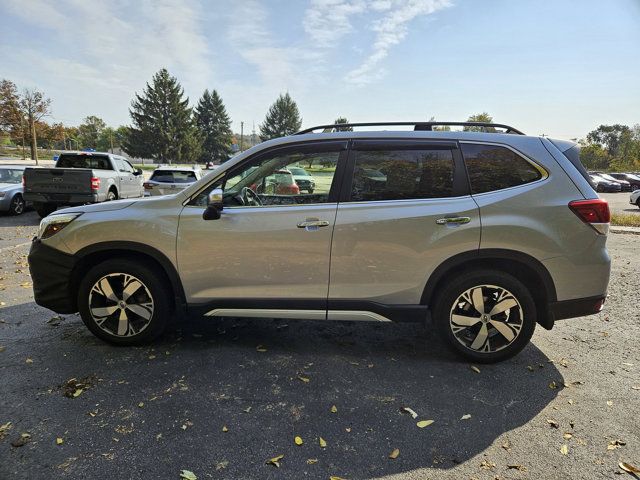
[72,389,83,397]
[138,402,144,408]
[549,381,557,389]
[294,436,303,445]
[56,437,64,445]
[256,345,267,352]
[319,436,327,448]
[179,470,197,480]
[222,425,228,433]
[306,458,318,465]
[606,400,613,406]
[619,462,640,475]
[563,433,573,440]
[607,439,626,450]
[266,454,284,468]
[389,448,400,459]
[417,420,434,428]
[560,444,569,455]
[25,358,33,364]
[329,477,346,480]
[470,365,481,373]
[401,407,418,419]
[331,405,337,413]
[460,414,471,420]
[298,376,310,383]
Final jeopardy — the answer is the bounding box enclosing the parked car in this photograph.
[23,152,144,217]
[609,172,640,190]
[589,174,622,193]
[630,189,640,208]
[252,169,300,195]
[144,166,203,197]
[592,172,631,191]
[27,121,611,363]
[0,165,29,215]
[288,166,316,193]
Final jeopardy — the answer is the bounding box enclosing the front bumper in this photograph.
[28,239,78,313]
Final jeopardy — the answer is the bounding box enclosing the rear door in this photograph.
[328,139,481,310]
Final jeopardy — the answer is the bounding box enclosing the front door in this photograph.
[177,141,348,315]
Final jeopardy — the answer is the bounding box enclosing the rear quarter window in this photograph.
[461,144,543,194]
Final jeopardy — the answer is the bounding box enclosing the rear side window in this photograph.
[57,154,112,170]
[349,149,455,201]
[461,144,542,194]
[150,170,197,183]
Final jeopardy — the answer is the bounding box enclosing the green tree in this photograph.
[194,89,233,162]
[78,115,106,149]
[19,88,51,164]
[464,112,494,132]
[587,124,632,158]
[124,68,200,163]
[259,93,302,141]
[0,79,20,134]
[577,143,610,170]
[333,117,352,131]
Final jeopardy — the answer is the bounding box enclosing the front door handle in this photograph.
[436,216,471,225]
[297,219,330,229]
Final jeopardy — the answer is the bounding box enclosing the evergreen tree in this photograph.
[124,68,200,163]
[194,89,233,162]
[259,93,302,141]
[332,117,352,132]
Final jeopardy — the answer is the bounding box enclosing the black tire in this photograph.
[34,202,57,218]
[432,270,536,363]
[8,194,25,216]
[77,259,172,345]
[106,189,117,201]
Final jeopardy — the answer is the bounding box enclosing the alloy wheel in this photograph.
[449,284,524,353]
[88,273,154,337]
[11,196,25,215]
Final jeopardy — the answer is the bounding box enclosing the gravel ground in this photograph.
[0,211,639,480]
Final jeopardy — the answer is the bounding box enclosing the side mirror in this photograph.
[133,168,143,176]
[203,188,223,220]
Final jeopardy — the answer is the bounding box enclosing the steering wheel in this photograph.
[234,186,262,207]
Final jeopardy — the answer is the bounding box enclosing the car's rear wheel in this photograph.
[77,259,171,345]
[433,270,536,363]
[106,189,117,201]
[34,202,56,218]
[8,194,25,215]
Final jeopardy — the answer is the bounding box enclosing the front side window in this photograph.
[190,148,340,207]
[461,144,543,194]
[349,148,456,201]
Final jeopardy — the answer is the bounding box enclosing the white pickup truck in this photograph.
[23,152,145,217]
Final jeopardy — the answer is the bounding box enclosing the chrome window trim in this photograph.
[182,201,338,210]
[333,194,472,206]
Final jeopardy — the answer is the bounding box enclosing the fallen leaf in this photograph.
[319,437,327,448]
[507,464,527,471]
[222,426,228,433]
[256,345,267,352]
[606,400,613,406]
[417,420,434,428]
[56,437,64,445]
[179,470,197,480]
[526,365,534,372]
[72,389,83,398]
[401,407,418,419]
[460,414,471,420]
[560,444,569,455]
[25,358,33,364]
[502,440,512,452]
[243,407,251,413]
[480,459,496,470]
[329,477,346,480]
[331,405,338,413]
[389,448,400,459]
[619,462,640,475]
[266,454,284,468]
[0,422,12,440]
[306,458,318,465]
[215,460,228,470]
[298,376,310,383]
[470,365,481,373]
[607,440,626,450]
[632,386,640,391]
[549,381,558,389]
[0,346,4,353]
[138,402,144,408]
[563,432,573,440]
[294,436,303,446]
[547,419,560,429]
[11,433,31,448]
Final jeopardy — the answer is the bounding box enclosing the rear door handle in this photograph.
[297,219,330,229]
[436,216,471,225]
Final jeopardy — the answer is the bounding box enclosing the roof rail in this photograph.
[295,121,525,135]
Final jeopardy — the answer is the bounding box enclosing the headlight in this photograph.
[0,192,5,198]
[38,213,82,239]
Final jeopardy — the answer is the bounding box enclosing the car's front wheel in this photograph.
[433,270,536,363]
[9,194,25,215]
[77,259,171,345]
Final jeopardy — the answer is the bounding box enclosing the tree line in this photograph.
[1,70,638,170]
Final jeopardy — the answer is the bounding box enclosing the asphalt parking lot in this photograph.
[1,211,639,480]
[600,192,639,215]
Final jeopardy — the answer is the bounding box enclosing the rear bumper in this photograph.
[24,192,99,205]
[27,239,78,313]
[549,295,606,321]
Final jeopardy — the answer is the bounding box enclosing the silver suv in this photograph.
[27,122,611,362]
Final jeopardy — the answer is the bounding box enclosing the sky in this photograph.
[1,0,639,140]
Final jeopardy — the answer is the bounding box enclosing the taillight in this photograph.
[143,182,153,190]
[22,175,25,187]
[91,177,100,191]
[569,199,610,235]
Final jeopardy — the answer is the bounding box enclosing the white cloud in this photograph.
[303,0,367,47]
[345,0,453,85]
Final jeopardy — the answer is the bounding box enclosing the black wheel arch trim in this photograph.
[73,241,187,314]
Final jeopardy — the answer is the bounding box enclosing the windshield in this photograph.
[599,173,618,182]
[150,170,197,183]
[57,154,111,170]
[0,168,24,184]
[288,167,308,176]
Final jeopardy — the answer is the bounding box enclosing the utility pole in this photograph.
[240,121,244,151]
[110,130,114,153]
